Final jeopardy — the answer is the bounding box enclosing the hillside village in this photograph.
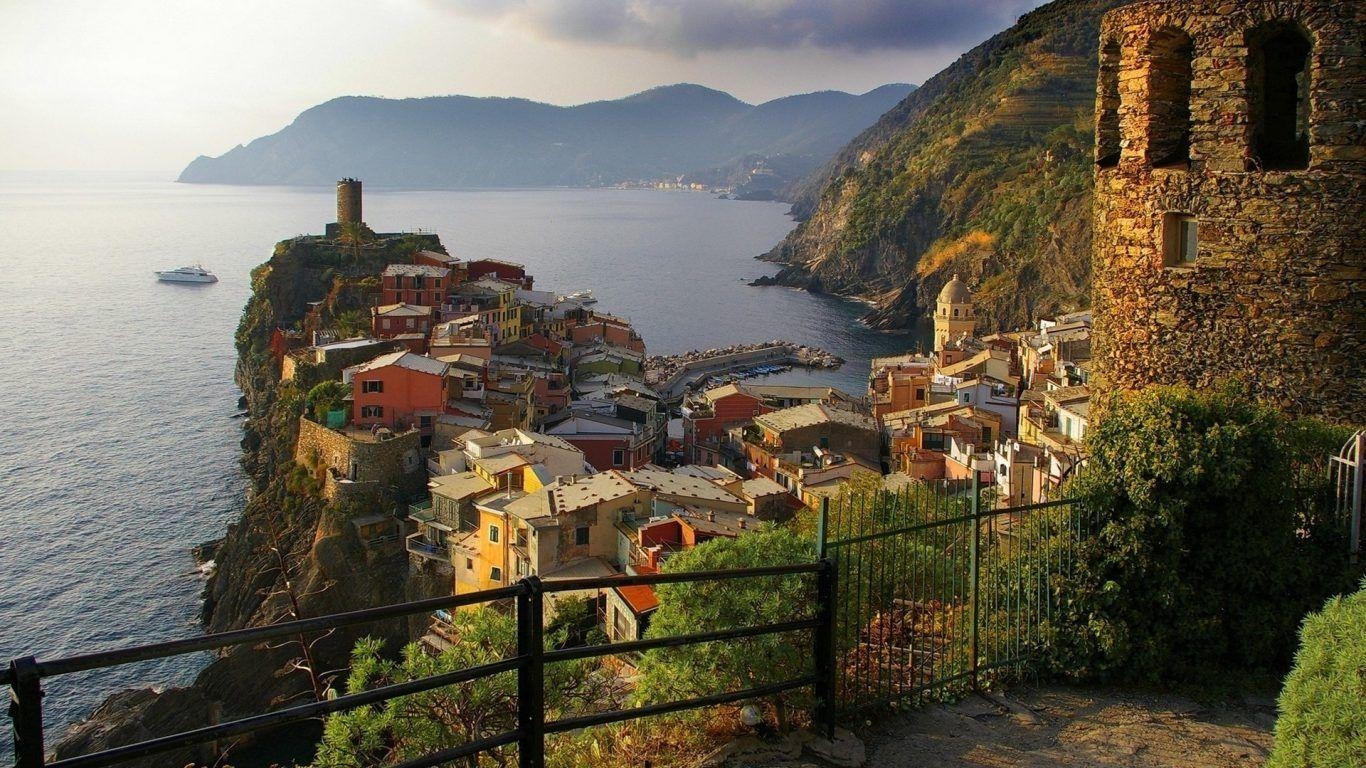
[275,181,1100,647]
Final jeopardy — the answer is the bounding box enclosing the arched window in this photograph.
[1097,39,1122,167]
[1248,22,1311,170]
[1145,28,1194,168]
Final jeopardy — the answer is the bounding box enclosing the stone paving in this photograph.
[714,686,1276,768]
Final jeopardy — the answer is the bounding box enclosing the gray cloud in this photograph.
[435,0,1045,54]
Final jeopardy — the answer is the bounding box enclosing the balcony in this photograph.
[406,532,450,562]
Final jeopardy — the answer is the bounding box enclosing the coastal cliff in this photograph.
[51,233,448,766]
[761,0,1127,332]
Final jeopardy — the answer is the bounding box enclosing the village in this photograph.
[267,180,1098,648]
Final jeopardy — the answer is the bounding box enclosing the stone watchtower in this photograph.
[933,274,975,352]
[326,178,367,238]
[1091,0,1364,423]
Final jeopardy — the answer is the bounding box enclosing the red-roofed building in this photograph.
[605,584,658,642]
[381,264,452,308]
[681,384,773,466]
[348,351,450,444]
[466,258,532,289]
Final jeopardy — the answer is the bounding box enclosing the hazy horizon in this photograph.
[0,0,1047,174]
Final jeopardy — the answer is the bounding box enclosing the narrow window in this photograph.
[488,524,499,543]
[465,558,473,570]
[1097,39,1122,167]
[1146,28,1194,167]
[575,525,590,546]
[1162,213,1198,266]
[612,448,625,467]
[1248,23,1311,170]
[490,566,502,582]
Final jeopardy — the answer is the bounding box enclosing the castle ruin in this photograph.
[1091,0,1364,423]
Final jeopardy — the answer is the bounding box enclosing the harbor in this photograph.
[646,341,845,403]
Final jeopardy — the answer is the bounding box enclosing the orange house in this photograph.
[350,352,450,443]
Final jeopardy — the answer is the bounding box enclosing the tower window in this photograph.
[1097,39,1121,167]
[1145,28,1193,168]
[1162,213,1198,266]
[1248,23,1311,170]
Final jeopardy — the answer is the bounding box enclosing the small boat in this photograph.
[156,265,218,283]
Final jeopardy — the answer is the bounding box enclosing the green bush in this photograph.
[1268,579,1366,768]
[635,528,812,728]
[1030,382,1358,681]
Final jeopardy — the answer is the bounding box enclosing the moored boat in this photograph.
[155,265,218,283]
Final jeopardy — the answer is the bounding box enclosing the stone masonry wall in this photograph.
[295,417,426,501]
[1092,0,1364,423]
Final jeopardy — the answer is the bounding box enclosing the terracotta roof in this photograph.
[615,584,659,615]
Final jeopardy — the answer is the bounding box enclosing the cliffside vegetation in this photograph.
[764,0,1130,331]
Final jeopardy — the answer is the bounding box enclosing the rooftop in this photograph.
[755,402,876,435]
[354,351,449,377]
[429,471,495,501]
[622,468,746,506]
[373,303,433,318]
[614,584,660,615]
[549,471,639,514]
[382,263,450,278]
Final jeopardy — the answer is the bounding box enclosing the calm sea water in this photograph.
[0,173,918,748]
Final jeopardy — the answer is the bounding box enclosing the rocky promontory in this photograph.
[50,233,450,767]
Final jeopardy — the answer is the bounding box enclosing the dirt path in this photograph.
[859,686,1276,768]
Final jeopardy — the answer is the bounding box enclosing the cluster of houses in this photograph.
[277,188,1093,644]
[679,274,1093,509]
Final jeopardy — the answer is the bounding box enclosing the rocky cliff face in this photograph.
[764,0,1129,332]
[51,233,449,767]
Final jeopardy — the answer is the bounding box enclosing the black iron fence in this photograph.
[818,475,1092,713]
[5,562,835,768]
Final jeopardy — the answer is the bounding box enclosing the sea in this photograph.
[0,171,926,750]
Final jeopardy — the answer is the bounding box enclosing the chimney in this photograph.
[707,510,716,522]
[738,518,747,530]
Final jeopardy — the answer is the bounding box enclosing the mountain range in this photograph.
[177,84,913,189]
[762,0,1129,332]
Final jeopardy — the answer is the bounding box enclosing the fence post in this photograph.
[969,471,981,692]
[517,578,545,768]
[9,656,44,768]
[812,558,837,740]
[816,496,830,560]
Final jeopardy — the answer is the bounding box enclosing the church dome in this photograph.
[937,274,972,304]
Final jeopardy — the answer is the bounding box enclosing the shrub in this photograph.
[1032,382,1358,681]
[1267,578,1366,768]
[634,528,813,728]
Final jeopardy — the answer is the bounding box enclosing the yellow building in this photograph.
[933,274,975,352]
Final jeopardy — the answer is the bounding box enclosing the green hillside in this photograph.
[764,0,1130,331]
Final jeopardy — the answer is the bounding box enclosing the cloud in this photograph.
[434,0,1045,54]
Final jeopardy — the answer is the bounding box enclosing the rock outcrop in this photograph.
[761,0,1131,332]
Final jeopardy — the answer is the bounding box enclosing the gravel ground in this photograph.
[858,685,1276,768]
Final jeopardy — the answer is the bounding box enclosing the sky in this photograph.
[0,0,1047,174]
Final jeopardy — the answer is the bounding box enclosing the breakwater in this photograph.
[647,341,844,402]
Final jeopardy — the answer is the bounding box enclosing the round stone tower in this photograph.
[336,178,362,227]
[1091,0,1364,423]
[934,274,975,352]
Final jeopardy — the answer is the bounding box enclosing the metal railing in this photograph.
[817,475,1091,713]
[6,562,834,768]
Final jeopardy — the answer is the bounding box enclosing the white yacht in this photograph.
[155,265,218,283]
